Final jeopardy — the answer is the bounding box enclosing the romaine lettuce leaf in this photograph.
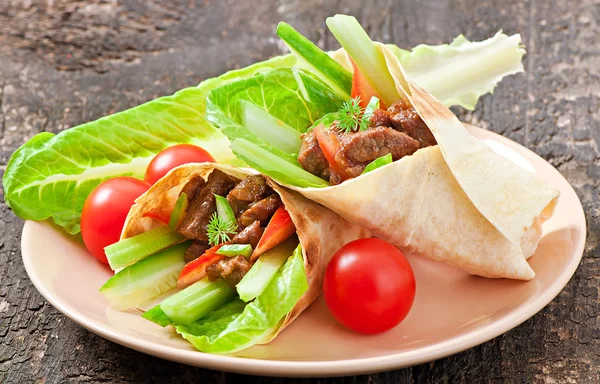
[328,31,524,110]
[397,32,525,110]
[175,245,307,354]
[3,55,296,234]
[207,68,344,132]
[206,68,344,188]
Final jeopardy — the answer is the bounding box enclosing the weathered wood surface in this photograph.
[0,0,598,382]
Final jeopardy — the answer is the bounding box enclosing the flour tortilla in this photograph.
[285,45,559,280]
[121,163,369,335]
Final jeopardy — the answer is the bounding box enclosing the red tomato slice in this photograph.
[145,144,215,185]
[251,206,296,261]
[350,58,387,110]
[323,238,416,334]
[81,177,150,264]
[177,244,227,289]
[313,124,352,182]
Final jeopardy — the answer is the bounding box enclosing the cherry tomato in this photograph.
[81,177,150,264]
[145,144,215,184]
[323,238,416,334]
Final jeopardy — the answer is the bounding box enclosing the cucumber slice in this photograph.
[169,193,189,230]
[160,278,236,325]
[142,305,173,327]
[217,244,253,258]
[99,242,188,310]
[105,225,185,270]
[277,22,352,99]
[240,100,302,154]
[215,195,237,227]
[236,237,299,302]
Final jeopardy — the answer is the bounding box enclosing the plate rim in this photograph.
[20,125,587,377]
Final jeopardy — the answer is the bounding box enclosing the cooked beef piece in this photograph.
[370,109,392,127]
[227,175,271,216]
[180,175,206,203]
[338,127,421,165]
[184,241,210,263]
[387,100,437,147]
[238,194,281,228]
[177,170,239,241]
[205,255,252,286]
[297,130,331,180]
[231,221,264,248]
[228,175,270,202]
[227,196,250,218]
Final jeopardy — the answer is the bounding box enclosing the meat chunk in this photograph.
[184,241,210,263]
[177,169,239,241]
[387,100,436,147]
[228,175,270,202]
[238,194,281,228]
[297,130,331,180]
[338,127,421,165]
[205,255,252,286]
[179,175,206,203]
[369,109,392,127]
[227,175,271,216]
[231,221,264,248]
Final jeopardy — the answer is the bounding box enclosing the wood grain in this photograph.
[0,0,598,382]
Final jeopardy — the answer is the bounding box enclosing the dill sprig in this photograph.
[336,97,365,133]
[206,212,238,246]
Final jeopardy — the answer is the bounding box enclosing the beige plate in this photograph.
[21,125,586,377]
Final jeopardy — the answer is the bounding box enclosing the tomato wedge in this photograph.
[314,124,352,182]
[350,58,387,110]
[251,206,296,261]
[177,244,227,289]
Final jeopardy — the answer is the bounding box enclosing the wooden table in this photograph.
[1,0,598,382]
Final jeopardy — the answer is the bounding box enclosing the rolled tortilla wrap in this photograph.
[284,44,559,280]
[122,163,370,353]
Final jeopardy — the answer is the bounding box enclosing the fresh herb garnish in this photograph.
[337,96,365,132]
[206,212,238,246]
[336,96,380,132]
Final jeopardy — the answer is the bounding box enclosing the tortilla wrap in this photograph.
[286,44,559,280]
[121,163,370,339]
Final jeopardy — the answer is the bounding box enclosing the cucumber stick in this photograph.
[236,237,299,302]
[160,278,236,325]
[100,242,188,310]
[231,138,329,188]
[214,195,237,226]
[169,193,189,230]
[326,15,399,106]
[217,244,253,258]
[240,100,302,154]
[105,225,185,270]
[277,22,352,99]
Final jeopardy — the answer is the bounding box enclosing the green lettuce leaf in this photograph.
[207,68,344,132]
[206,67,344,188]
[328,31,524,110]
[3,55,295,234]
[394,32,525,110]
[175,244,307,354]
